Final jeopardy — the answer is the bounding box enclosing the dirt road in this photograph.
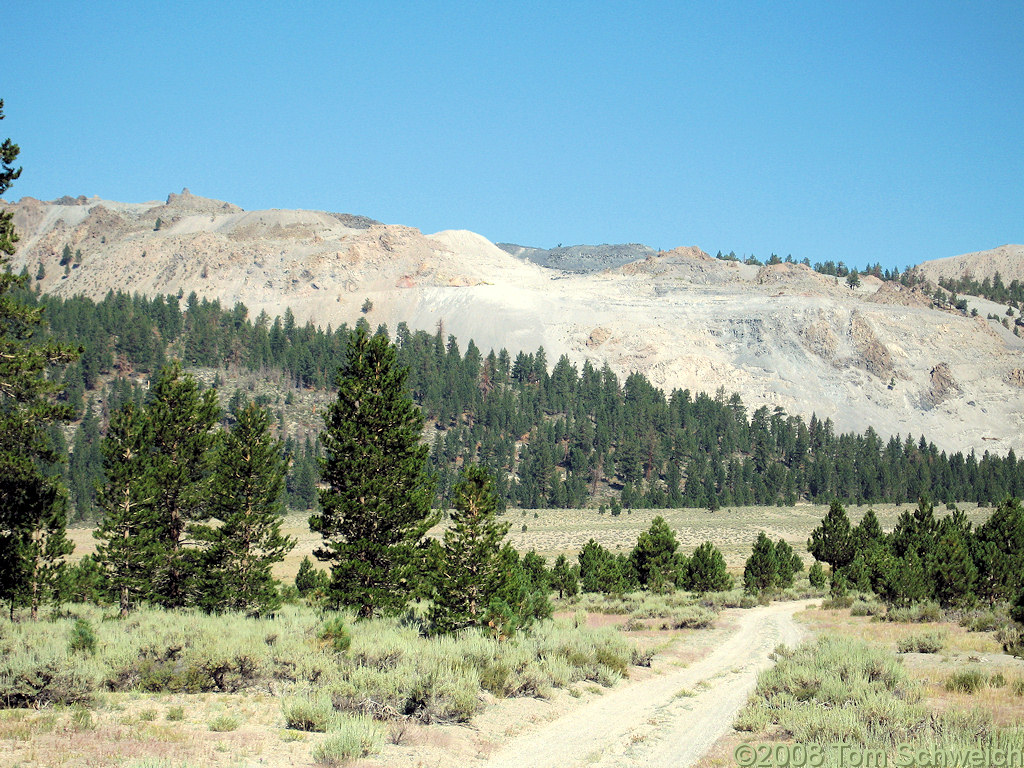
[482,599,815,768]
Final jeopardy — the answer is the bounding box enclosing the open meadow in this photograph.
[21,501,1022,768]
[64,500,995,580]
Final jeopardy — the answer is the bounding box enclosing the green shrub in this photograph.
[998,625,1024,658]
[735,702,771,732]
[166,705,185,721]
[69,619,97,655]
[1012,679,1024,696]
[945,669,987,694]
[208,714,239,732]
[736,635,929,745]
[850,599,884,617]
[405,663,480,723]
[312,715,383,766]
[318,616,352,653]
[71,705,95,731]
[0,639,101,707]
[283,695,336,732]
[896,631,946,654]
[1,601,639,722]
[663,606,716,629]
[821,596,854,610]
[885,601,942,623]
[622,616,646,632]
[959,609,1009,633]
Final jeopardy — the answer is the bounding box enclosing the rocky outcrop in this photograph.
[926,363,961,407]
[850,312,894,378]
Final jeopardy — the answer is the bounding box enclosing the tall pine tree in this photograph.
[687,541,733,592]
[808,500,854,570]
[94,402,160,617]
[197,403,294,614]
[311,325,437,618]
[145,362,219,608]
[629,516,686,593]
[429,465,509,634]
[744,531,779,595]
[0,100,79,618]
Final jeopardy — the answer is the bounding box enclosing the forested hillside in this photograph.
[15,283,1024,520]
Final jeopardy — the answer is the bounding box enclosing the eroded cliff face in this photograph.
[5,191,1023,454]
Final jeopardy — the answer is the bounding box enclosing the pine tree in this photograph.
[94,402,161,616]
[852,508,885,551]
[197,403,294,614]
[973,497,1024,603]
[0,101,79,618]
[808,500,854,570]
[62,553,105,604]
[68,401,103,522]
[743,531,779,595]
[145,362,219,608]
[295,555,328,597]
[550,554,579,598]
[808,560,827,588]
[486,543,552,638]
[629,516,686,593]
[1011,585,1024,626]
[520,550,550,593]
[687,541,733,593]
[311,326,437,618]
[774,538,803,588]
[931,518,976,608]
[578,538,621,593]
[429,465,509,634]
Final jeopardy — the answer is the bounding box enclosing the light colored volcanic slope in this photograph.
[914,244,1024,285]
[5,192,1024,454]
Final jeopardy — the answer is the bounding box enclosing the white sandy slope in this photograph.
[914,244,1024,285]
[6,194,1024,454]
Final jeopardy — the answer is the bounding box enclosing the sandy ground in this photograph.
[477,600,814,768]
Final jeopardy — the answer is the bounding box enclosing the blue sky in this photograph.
[5,1,1022,269]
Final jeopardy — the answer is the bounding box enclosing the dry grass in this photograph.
[803,603,1006,655]
[67,502,993,580]
[799,605,1024,728]
[0,691,321,767]
[496,502,991,566]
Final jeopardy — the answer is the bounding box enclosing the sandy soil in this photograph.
[476,600,814,768]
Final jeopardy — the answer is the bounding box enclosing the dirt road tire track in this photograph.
[482,599,815,768]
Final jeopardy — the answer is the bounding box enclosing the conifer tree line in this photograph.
[10,286,1024,520]
[564,517,733,597]
[936,272,1024,312]
[806,497,1024,609]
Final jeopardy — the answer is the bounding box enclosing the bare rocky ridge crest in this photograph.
[4,191,1023,454]
[913,244,1024,286]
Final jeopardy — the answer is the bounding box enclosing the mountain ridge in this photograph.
[4,191,1023,454]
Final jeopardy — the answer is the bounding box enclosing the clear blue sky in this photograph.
[5,1,1023,270]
